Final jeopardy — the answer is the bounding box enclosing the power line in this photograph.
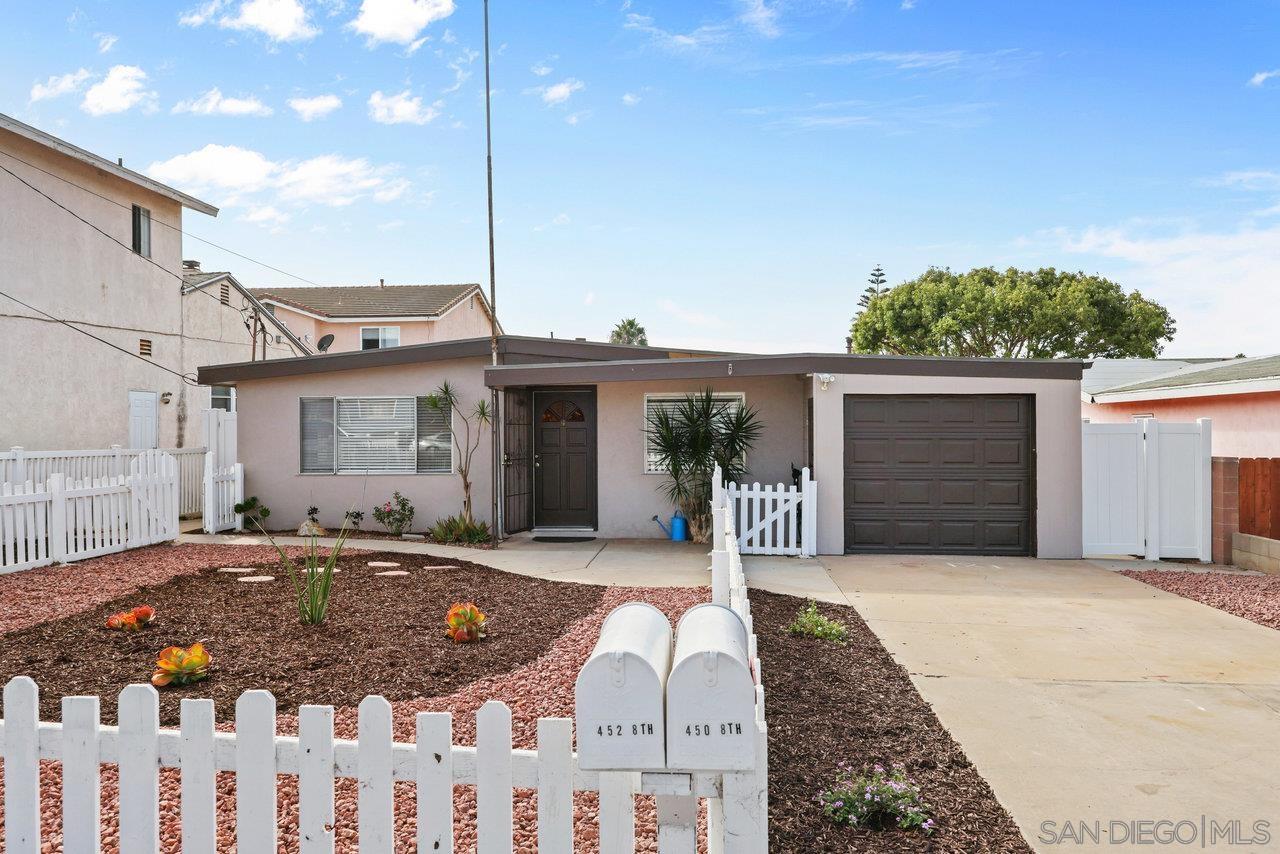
[0,287,200,386]
[0,147,326,288]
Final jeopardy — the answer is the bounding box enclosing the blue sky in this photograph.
[3,0,1280,356]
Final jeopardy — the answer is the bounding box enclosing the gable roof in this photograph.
[1081,357,1229,395]
[184,271,311,355]
[249,283,485,319]
[1090,353,1280,402]
[0,113,218,216]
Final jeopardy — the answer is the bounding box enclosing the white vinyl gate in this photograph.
[1081,418,1212,561]
[202,454,243,534]
[723,467,816,557]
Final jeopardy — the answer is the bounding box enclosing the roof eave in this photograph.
[1092,376,1280,403]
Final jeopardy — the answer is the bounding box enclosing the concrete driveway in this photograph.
[824,555,1280,852]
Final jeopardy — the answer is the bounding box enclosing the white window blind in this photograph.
[300,396,452,474]
[300,397,336,473]
[416,398,453,474]
[643,393,745,474]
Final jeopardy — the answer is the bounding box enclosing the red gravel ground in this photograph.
[1120,569,1280,631]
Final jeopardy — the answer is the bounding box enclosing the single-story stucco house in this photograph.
[198,335,1085,558]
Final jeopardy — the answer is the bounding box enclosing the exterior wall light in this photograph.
[816,373,835,390]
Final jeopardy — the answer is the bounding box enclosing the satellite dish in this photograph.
[317,334,335,353]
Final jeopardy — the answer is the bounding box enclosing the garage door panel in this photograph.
[844,394,1032,556]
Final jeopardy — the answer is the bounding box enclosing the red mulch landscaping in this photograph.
[1120,569,1280,631]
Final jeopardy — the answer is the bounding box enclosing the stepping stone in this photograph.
[238,575,275,583]
[422,565,459,570]
[368,561,401,568]
[401,533,425,540]
[375,570,409,577]
[218,567,257,574]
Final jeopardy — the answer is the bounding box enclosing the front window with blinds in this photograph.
[300,396,453,474]
[643,392,745,474]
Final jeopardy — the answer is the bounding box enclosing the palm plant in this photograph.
[610,318,648,346]
[645,390,762,542]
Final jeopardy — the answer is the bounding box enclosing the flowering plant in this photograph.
[105,605,156,631]
[818,763,934,834]
[151,643,211,687]
[445,602,488,643]
[372,492,415,536]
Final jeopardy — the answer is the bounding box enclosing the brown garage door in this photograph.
[844,394,1033,555]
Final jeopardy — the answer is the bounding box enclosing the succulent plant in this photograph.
[151,643,211,687]
[105,605,156,631]
[445,602,488,643]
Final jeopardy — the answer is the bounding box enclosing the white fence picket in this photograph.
[3,676,41,854]
[203,455,243,534]
[236,690,277,854]
[62,695,102,853]
[476,700,514,853]
[118,684,160,854]
[181,698,217,854]
[536,718,574,853]
[417,712,454,854]
[358,695,395,853]
[725,467,816,557]
[1,446,205,515]
[299,705,337,854]
[599,771,636,854]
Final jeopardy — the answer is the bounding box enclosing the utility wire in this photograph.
[0,287,200,386]
[0,147,326,288]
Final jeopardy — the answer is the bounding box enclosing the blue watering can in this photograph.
[652,511,689,541]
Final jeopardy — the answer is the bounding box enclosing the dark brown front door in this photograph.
[533,390,597,528]
[502,389,532,534]
[844,394,1033,555]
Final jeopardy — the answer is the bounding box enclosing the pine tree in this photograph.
[859,265,889,310]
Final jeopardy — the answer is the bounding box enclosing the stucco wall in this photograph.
[1082,393,1280,458]
[593,375,808,538]
[811,374,1083,558]
[233,357,493,532]
[266,293,495,353]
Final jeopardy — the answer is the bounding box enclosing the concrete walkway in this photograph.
[824,554,1280,852]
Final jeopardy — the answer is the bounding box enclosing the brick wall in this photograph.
[1212,457,1239,565]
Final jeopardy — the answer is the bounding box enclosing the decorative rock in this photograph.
[368,561,401,568]
[422,565,460,570]
[298,520,327,537]
[217,567,257,574]
[375,570,409,577]
[401,533,425,540]
[238,575,275,583]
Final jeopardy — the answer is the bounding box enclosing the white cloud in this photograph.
[367,90,441,124]
[565,111,590,125]
[276,155,397,206]
[443,48,479,93]
[288,93,343,120]
[173,87,274,116]
[348,0,455,47]
[738,0,780,38]
[535,78,585,106]
[147,144,279,197]
[377,219,405,231]
[623,12,731,52]
[621,92,641,106]
[242,204,290,226]
[96,33,118,52]
[182,0,319,42]
[1249,69,1280,87]
[533,212,571,231]
[373,177,411,202]
[584,291,596,305]
[531,60,554,77]
[81,65,155,116]
[30,68,93,103]
[1209,170,1280,191]
[900,0,917,8]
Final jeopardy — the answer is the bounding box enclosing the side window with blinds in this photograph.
[300,397,336,473]
[643,393,746,474]
[300,396,453,474]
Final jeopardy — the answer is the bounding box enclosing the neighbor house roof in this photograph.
[184,270,311,356]
[197,335,730,385]
[1081,357,1229,396]
[1090,354,1280,402]
[0,113,219,216]
[249,283,486,319]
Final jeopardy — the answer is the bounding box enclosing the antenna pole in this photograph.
[483,0,502,542]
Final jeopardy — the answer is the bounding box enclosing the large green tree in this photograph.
[850,266,1175,359]
[610,317,648,346]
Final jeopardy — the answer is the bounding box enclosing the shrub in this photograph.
[306,505,319,524]
[818,763,934,834]
[788,601,848,643]
[151,643,211,687]
[373,492,415,536]
[344,509,365,530]
[106,604,156,631]
[445,602,488,643]
[263,524,350,625]
[430,514,492,544]
[234,496,271,528]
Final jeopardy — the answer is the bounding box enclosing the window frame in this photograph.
[131,205,151,258]
[210,385,237,413]
[359,326,401,350]
[642,391,747,475]
[298,395,455,476]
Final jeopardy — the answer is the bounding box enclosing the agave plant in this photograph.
[261,522,351,625]
[445,602,488,643]
[151,643,211,687]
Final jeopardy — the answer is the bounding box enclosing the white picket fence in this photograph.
[0,450,179,574]
[1081,418,1212,561]
[202,453,244,534]
[725,467,816,557]
[1,445,206,517]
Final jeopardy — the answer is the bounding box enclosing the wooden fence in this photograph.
[1,446,206,517]
[725,468,816,557]
[0,450,179,574]
[1239,458,1280,539]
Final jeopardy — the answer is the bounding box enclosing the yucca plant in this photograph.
[256,520,351,625]
[646,389,763,542]
[445,602,488,643]
[151,643,211,687]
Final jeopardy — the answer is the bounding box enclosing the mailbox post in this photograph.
[575,602,672,770]
[665,604,757,771]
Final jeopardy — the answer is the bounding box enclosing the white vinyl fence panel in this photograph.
[725,467,816,557]
[1,446,206,517]
[1081,418,1212,561]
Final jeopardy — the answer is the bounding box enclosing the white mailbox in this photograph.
[666,603,756,771]
[575,602,672,770]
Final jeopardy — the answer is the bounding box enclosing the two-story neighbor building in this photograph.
[249,283,499,353]
[0,113,304,451]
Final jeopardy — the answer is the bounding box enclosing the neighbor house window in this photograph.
[299,396,452,474]
[643,392,745,474]
[211,385,236,412]
[360,326,400,350]
[131,205,151,258]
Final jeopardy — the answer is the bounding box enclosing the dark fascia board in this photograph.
[483,353,1085,386]
[196,334,727,385]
